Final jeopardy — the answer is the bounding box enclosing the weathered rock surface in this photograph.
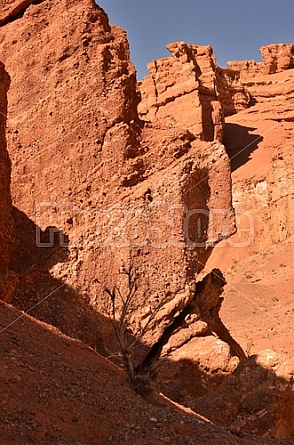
[142,269,244,403]
[260,43,294,74]
[138,43,294,121]
[216,67,251,116]
[193,350,294,440]
[227,43,294,78]
[138,39,294,439]
[217,43,294,115]
[138,41,224,141]
[223,69,294,253]
[0,0,235,359]
[1,1,294,442]
[155,268,246,362]
[242,70,294,107]
[201,44,294,440]
[268,146,294,243]
[0,0,36,25]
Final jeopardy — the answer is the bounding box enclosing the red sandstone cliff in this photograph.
[0,0,293,442]
[201,44,294,439]
[0,0,235,361]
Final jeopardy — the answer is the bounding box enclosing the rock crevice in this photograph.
[0,63,13,300]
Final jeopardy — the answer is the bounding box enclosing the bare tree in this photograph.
[104,264,167,392]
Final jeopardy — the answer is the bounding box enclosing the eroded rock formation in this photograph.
[0,0,36,25]
[228,43,294,78]
[137,268,245,401]
[216,67,251,116]
[216,43,294,115]
[0,0,294,442]
[201,42,294,441]
[0,0,235,360]
[138,268,245,372]
[138,41,224,141]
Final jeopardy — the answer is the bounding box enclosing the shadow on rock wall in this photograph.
[190,351,294,440]
[9,207,114,357]
[223,123,263,171]
[138,346,294,440]
[7,208,294,440]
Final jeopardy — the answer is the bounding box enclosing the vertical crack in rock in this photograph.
[0,62,13,300]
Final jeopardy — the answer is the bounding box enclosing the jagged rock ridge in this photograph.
[138,41,224,141]
[227,43,294,77]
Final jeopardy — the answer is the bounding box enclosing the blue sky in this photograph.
[96,0,294,80]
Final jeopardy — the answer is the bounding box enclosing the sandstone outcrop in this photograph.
[216,43,294,115]
[202,44,294,441]
[138,41,224,141]
[0,4,242,439]
[138,42,294,122]
[227,43,294,78]
[240,70,294,107]
[260,43,294,74]
[137,38,294,439]
[1,1,294,442]
[141,268,246,366]
[216,67,251,116]
[0,0,235,361]
[139,269,244,402]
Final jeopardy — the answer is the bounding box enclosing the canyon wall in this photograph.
[0,0,235,360]
[224,67,294,253]
[139,42,293,121]
[0,1,294,441]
